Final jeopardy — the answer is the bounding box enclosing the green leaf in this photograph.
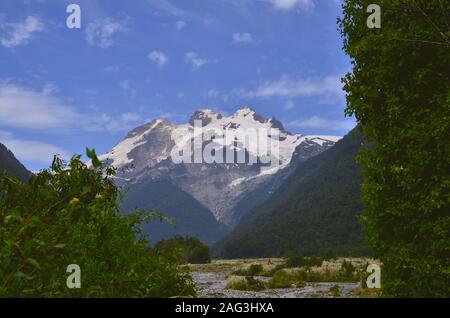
[14,271,27,279]
[82,185,91,194]
[86,148,102,168]
[26,258,41,269]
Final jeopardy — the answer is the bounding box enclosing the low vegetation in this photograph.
[225,276,265,292]
[267,270,305,289]
[224,257,374,294]
[329,285,341,297]
[232,264,265,276]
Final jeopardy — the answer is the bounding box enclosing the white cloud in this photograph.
[103,65,120,72]
[85,17,128,48]
[232,32,254,44]
[287,116,355,130]
[119,80,137,97]
[0,16,44,48]
[241,75,343,99]
[185,52,208,69]
[148,0,212,26]
[149,0,187,16]
[120,112,142,123]
[148,50,169,66]
[119,80,130,91]
[207,89,219,98]
[86,113,140,133]
[270,0,315,11]
[41,82,58,95]
[284,100,295,110]
[0,83,142,133]
[175,20,187,30]
[0,131,71,165]
[0,83,80,129]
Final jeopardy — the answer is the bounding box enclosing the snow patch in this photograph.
[98,120,163,167]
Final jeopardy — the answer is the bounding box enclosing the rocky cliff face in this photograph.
[98,107,341,225]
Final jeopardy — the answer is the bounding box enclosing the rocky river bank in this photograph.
[189,258,368,298]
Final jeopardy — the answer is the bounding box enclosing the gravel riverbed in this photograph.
[192,270,359,298]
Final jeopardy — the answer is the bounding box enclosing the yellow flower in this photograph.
[69,197,80,206]
[95,194,103,199]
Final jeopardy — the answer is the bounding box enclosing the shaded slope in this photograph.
[0,142,30,182]
[121,180,228,245]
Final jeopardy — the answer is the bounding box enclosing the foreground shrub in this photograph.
[339,0,450,297]
[0,151,195,297]
[155,236,211,264]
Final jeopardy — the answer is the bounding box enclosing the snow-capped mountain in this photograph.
[99,107,342,225]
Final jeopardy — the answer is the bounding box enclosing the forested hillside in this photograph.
[217,128,369,258]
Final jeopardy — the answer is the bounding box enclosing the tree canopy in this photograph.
[339,0,450,297]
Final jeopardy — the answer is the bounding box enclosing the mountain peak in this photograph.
[97,106,343,224]
[189,108,223,126]
[125,119,171,139]
[232,107,286,132]
[233,106,256,117]
[268,116,286,133]
[195,108,217,116]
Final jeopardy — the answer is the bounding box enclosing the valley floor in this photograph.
[189,258,379,298]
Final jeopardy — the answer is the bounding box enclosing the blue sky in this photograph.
[0,0,354,171]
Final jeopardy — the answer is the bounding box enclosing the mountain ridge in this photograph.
[0,142,30,182]
[99,107,342,225]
